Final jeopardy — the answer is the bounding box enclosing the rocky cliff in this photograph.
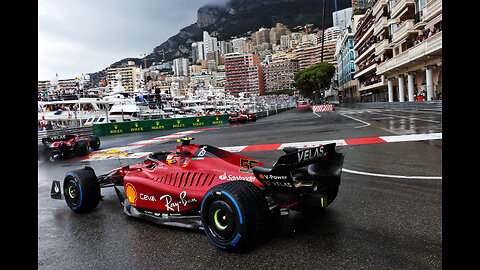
[93,0,351,83]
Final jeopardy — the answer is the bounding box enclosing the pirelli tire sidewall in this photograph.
[63,168,100,213]
[201,180,268,251]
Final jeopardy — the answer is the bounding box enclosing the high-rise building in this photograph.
[270,23,292,45]
[335,13,362,103]
[332,7,353,30]
[191,41,205,63]
[203,31,218,54]
[264,58,299,93]
[254,28,270,45]
[224,53,263,96]
[107,61,138,91]
[294,40,338,70]
[173,58,190,76]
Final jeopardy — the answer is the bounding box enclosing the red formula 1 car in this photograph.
[39,133,101,160]
[50,137,344,250]
[228,111,257,123]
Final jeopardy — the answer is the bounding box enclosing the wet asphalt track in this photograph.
[38,107,442,269]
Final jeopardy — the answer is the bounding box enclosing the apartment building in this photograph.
[294,40,338,70]
[107,61,139,91]
[263,58,299,93]
[353,7,387,102]
[335,14,363,103]
[173,58,190,76]
[374,0,442,101]
[224,53,262,96]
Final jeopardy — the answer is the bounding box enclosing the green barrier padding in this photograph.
[93,114,229,136]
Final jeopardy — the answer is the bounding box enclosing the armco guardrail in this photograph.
[92,114,229,136]
[38,126,94,144]
[341,100,442,112]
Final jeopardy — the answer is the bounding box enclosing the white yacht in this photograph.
[38,96,112,126]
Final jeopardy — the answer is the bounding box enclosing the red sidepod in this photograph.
[122,144,264,213]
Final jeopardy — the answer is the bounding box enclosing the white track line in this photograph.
[339,113,371,128]
[342,168,442,180]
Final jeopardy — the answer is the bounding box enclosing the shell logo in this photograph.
[126,184,137,205]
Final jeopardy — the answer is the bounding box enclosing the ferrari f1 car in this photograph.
[39,133,100,160]
[50,137,344,250]
[228,112,257,123]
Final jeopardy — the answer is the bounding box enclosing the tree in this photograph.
[292,62,335,100]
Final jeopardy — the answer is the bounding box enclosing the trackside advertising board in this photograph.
[93,115,228,136]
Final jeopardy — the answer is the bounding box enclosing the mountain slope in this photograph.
[91,0,351,84]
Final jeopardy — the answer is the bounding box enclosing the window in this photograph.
[348,39,354,49]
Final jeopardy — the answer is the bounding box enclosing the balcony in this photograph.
[374,16,388,36]
[390,0,415,19]
[375,39,391,55]
[377,31,442,75]
[353,25,374,51]
[422,0,442,22]
[392,19,416,44]
[372,0,387,17]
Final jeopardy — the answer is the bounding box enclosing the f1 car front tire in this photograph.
[63,168,101,213]
[201,181,268,251]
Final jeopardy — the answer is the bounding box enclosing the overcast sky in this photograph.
[38,0,228,81]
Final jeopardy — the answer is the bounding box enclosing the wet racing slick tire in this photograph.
[88,135,101,150]
[201,180,268,251]
[63,168,101,213]
[74,139,89,156]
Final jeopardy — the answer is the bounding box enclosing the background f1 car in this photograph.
[228,112,256,123]
[39,133,100,160]
[50,137,344,251]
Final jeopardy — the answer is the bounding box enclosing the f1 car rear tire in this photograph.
[201,181,268,251]
[74,139,89,156]
[63,168,101,213]
[88,135,101,150]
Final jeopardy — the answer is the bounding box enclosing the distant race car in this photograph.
[228,112,257,123]
[39,133,101,160]
[50,137,344,250]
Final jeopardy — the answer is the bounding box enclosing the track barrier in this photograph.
[312,104,335,112]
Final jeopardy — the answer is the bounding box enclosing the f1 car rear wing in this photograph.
[252,143,344,206]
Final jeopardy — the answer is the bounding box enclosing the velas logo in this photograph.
[177,120,181,124]
[156,121,160,125]
[135,123,139,127]
[114,125,118,129]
